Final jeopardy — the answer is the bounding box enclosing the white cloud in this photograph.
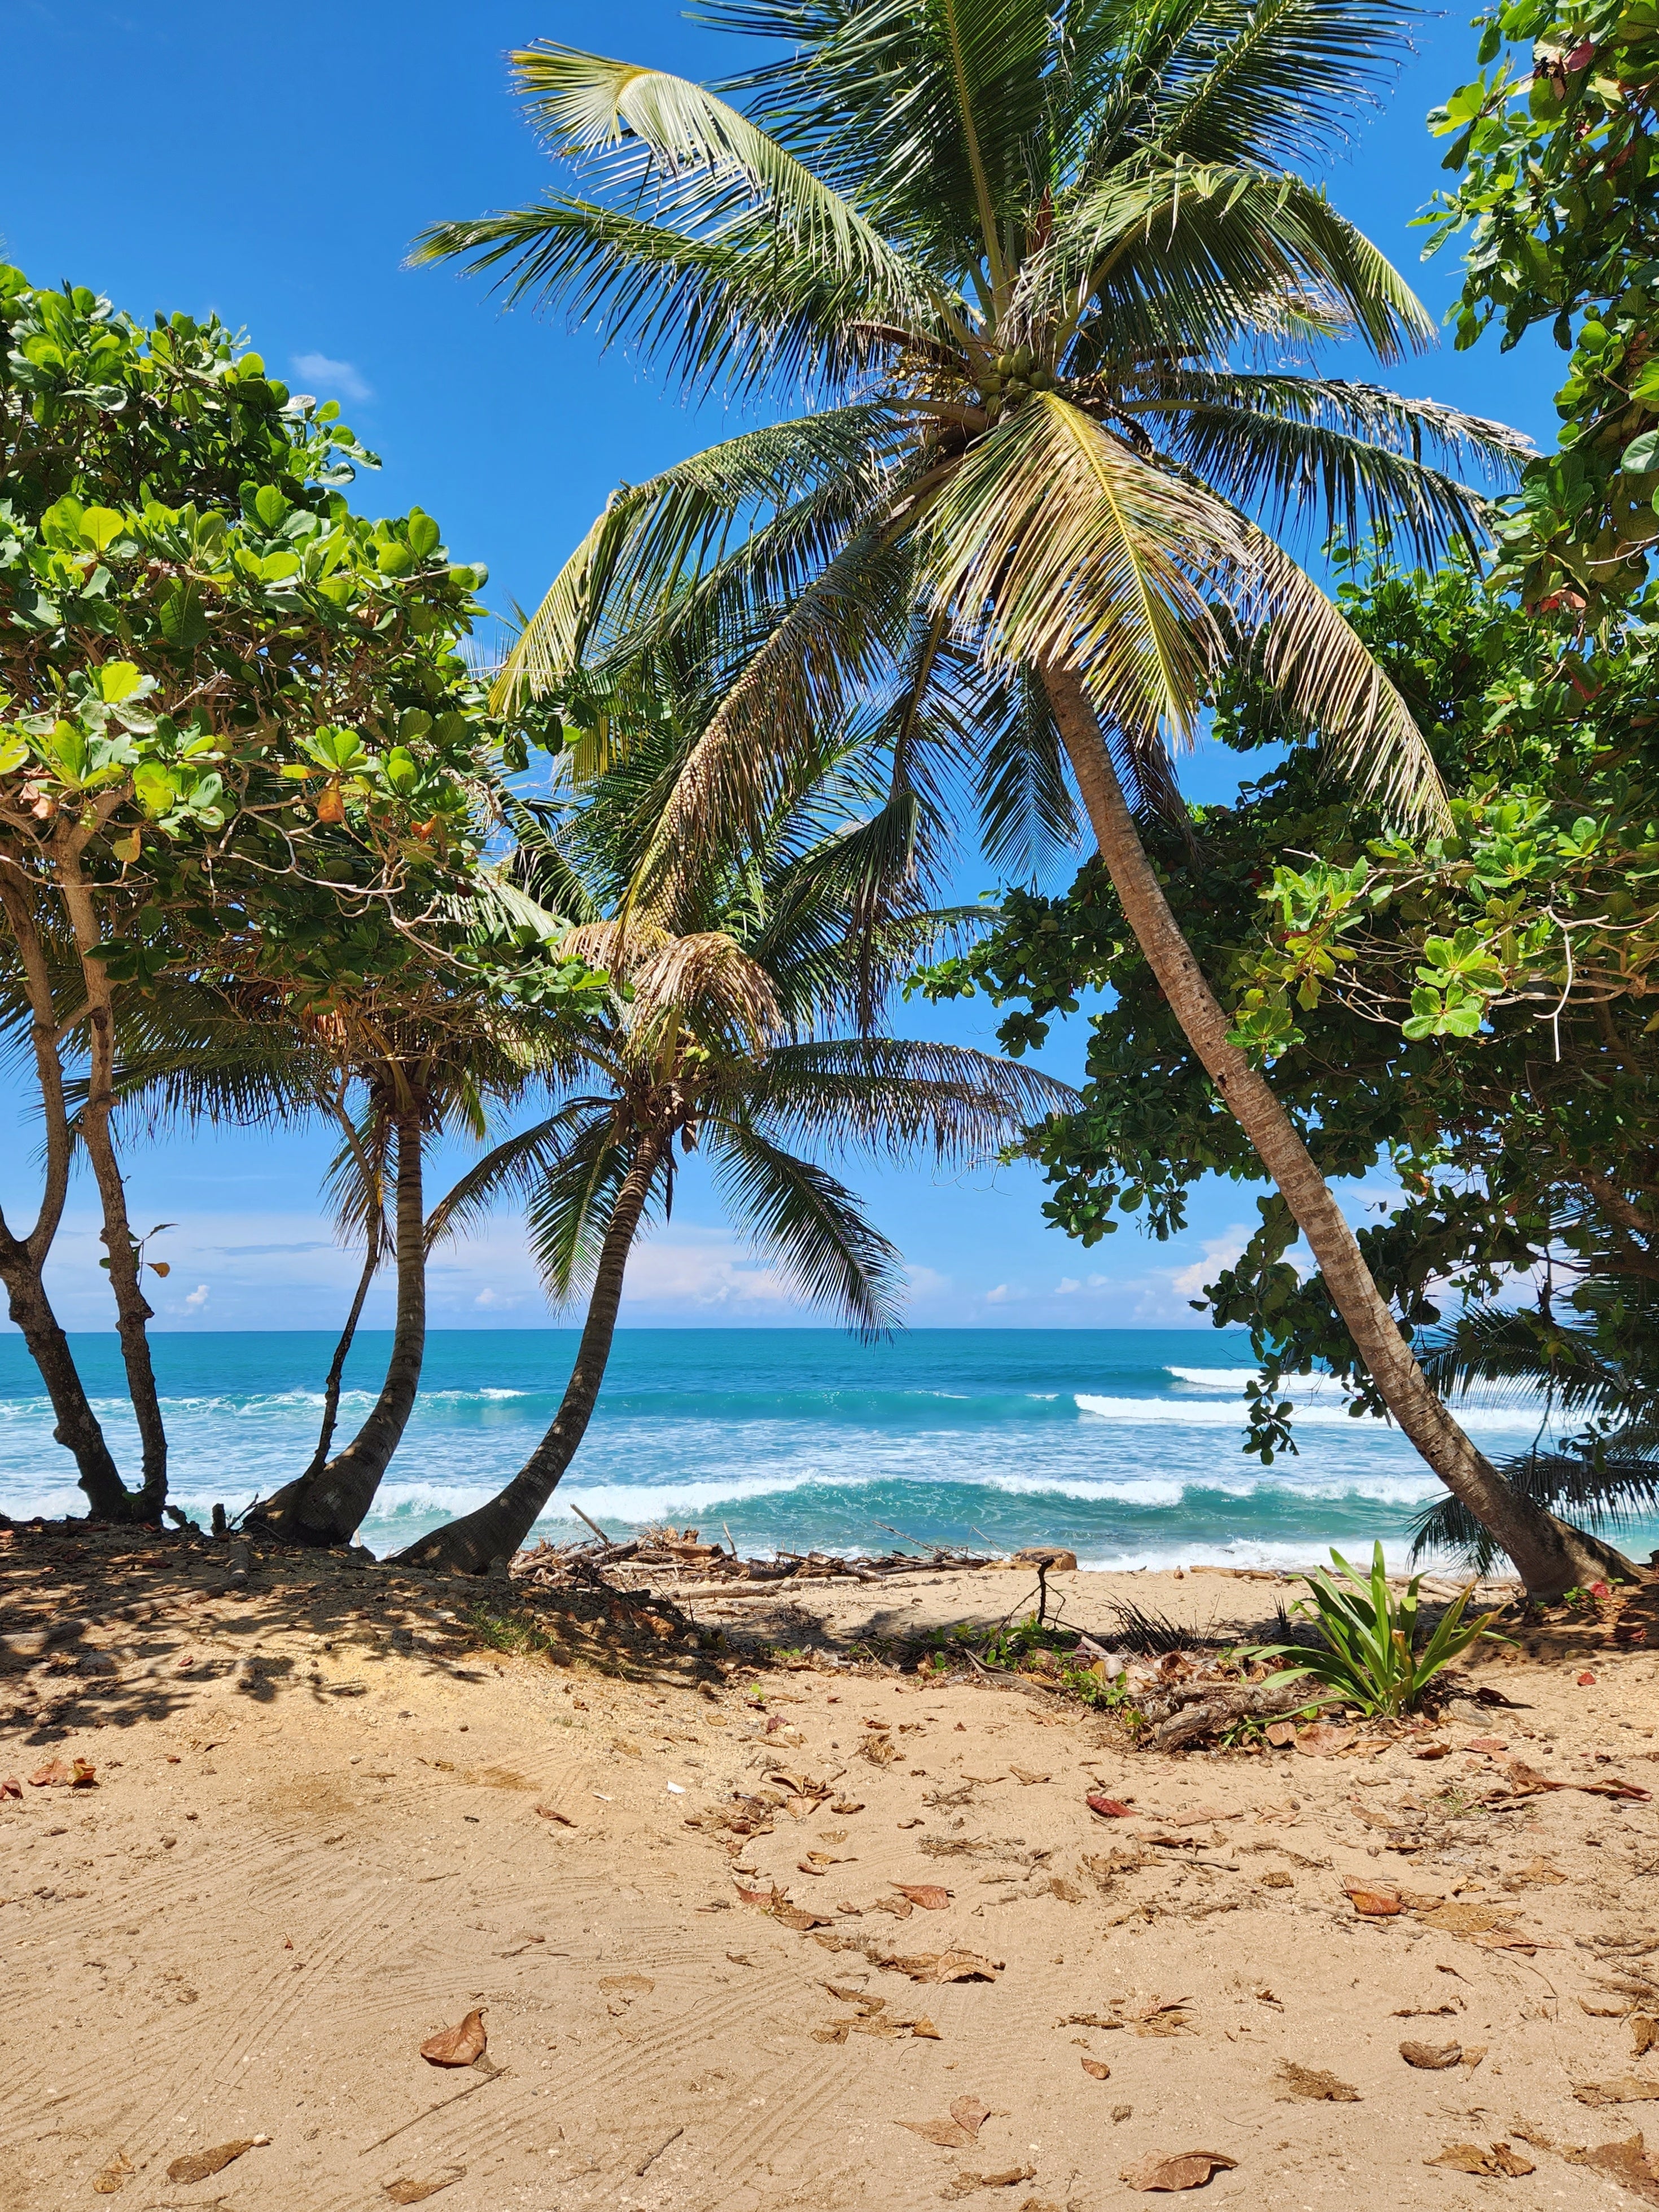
[983,1282,1013,1304]
[1054,1273,1111,1296]
[290,352,373,404]
[1168,1227,1250,1301]
[473,1287,520,1311]
[183,1283,209,1310]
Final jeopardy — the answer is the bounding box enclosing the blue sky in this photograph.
[0,0,1562,1333]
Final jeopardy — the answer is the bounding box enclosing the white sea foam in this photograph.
[1078,1391,1539,1436]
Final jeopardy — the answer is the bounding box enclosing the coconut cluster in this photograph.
[978,346,1059,412]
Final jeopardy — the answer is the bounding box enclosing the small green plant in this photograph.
[1243,1544,1507,1717]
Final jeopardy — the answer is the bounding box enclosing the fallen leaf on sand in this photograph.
[1087,1794,1135,1819]
[1411,1902,1505,1936]
[27,1759,73,1786]
[897,2095,991,2149]
[91,2150,134,2194]
[736,1883,778,1905]
[875,1895,915,1918]
[1464,1737,1509,1754]
[1574,2078,1659,2108]
[611,1736,642,1757]
[533,1804,575,1827]
[831,1798,865,1815]
[1425,2142,1535,2177]
[0,1777,19,1800]
[774,1903,836,1930]
[798,1859,829,1876]
[1568,2132,1659,2204]
[1010,1768,1050,1786]
[1578,1671,1597,1687]
[1343,1882,1402,1918]
[1294,1724,1354,1757]
[942,2166,1036,2197]
[1276,2062,1359,2102]
[1408,1741,1451,1760]
[1121,2151,1237,2192]
[894,1883,951,1911]
[1505,1759,1650,1803]
[1400,2040,1463,2070]
[861,1733,900,1765]
[599,1974,653,1996]
[420,2009,487,2067]
[69,1758,96,1786]
[384,2172,466,2205]
[1082,2058,1112,2080]
[1264,1721,1297,1748]
[912,2017,942,2039]
[166,2139,264,2183]
[1635,2018,1659,2059]
[886,1948,1003,1984]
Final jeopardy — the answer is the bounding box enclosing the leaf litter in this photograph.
[1122,2150,1238,2192]
[419,2009,487,2067]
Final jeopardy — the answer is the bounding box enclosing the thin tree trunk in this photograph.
[0,1227,129,1515]
[55,847,168,1519]
[1041,659,1639,1598]
[393,1135,663,1575]
[256,1107,427,1546]
[301,1219,383,1483]
[0,867,132,1515]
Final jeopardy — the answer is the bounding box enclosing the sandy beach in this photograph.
[3,1524,1658,2211]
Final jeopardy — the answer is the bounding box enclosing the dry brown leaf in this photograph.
[896,2096,990,2150]
[1122,2150,1238,2192]
[1636,2018,1659,2059]
[165,2139,261,2184]
[831,1797,865,1815]
[1044,1877,1083,1903]
[941,2166,1036,2198]
[1411,1901,1505,1935]
[1506,1759,1651,1802]
[735,1883,778,1906]
[1400,2040,1463,2070]
[1574,2077,1659,2108]
[813,2022,850,2044]
[598,1974,653,1996]
[383,2172,466,2205]
[611,1737,642,1757]
[71,1758,95,1787]
[27,1759,72,1787]
[1087,1794,1136,1819]
[1082,2058,1112,2080]
[1569,2132,1659,2205]
[0,1776,20,1800]
[419,2009,487,2067]
[875,1895,916,1919]
[1425,2142,1535,2177]
[860,1734,900,1765]
[912,2017,942,2039]
[1294,1723,1354,1757]
[774,1903,836,1931]
[1343,1882,1402,1918]
[797,1859,829,1876]
[881,1948,1003,1984]
[1276,2062,1359,2103]
[894,1883,952,1911]
[1010,1767,1050,1786]
[91,2150,134,2194]
[1264,1721,1297,1747]
[533,1804,575,1827]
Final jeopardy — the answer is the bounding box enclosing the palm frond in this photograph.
[734,1037,1079,1163]
[705,1117,905,1336]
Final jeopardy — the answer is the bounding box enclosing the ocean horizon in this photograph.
[1,1326,1647,1571]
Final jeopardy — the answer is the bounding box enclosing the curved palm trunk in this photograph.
[300,1219,383,1483]
[1042,660,1638,1599]
[393,1135,663,1575]
[254,1110,426,1546]
[0,1230,129,1514]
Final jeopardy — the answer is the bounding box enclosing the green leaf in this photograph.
[1621,429,1659,475]
[93,661,152,705]
[80,506,128,553]
[157,583,210,649]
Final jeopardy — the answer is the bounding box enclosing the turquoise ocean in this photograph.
[3,1328,1647,1571]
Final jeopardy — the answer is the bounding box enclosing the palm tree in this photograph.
[412,1,1635,1593]
[393,720,1074,1574]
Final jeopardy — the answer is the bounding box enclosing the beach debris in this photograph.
[1264,1721,1297,1747]
[875,1895,914,1918]
[420,2009,487,2067]
[1504,1759,1651,1802]
[27,1756,95,1787]
[1408,1740,1451,1760]
[0,1777,19,1800]
[1565,2131,1659,2201]
[1276,2062,1360,2102]
[634,2127,684,2178]
[1400,2040,1463,2070]
[893,1883,951,1911]
[610,1736,642,1758]
[91,2150,134,2194]
[1087,1794,1135,1820]
[599,1975,654,1999]
[1120,2151,1237,2192]
[1578,1671,1597,1686]
[1293,1723,1354,1757]
[1635,2019,1659,2059]
[1425,2143,1535,2177]
[897,2095,990,2149]
[774,1901,836,1930]
[1343,1881,1402,1918]
[533,1804,575,1827]
[860,1732,900,1765]
[941,2165,1036,2197]
[830,1798,865,1815]
[165,2136,268,2183]
[1082,2059,1112,2080]
[1574,2078,1659,2108]
[872,1946,1003,1984]
[1010,1767,1051,1786]
[383,2172,466,2204]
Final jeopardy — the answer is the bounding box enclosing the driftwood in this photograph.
[1142,1676,1333,1752]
